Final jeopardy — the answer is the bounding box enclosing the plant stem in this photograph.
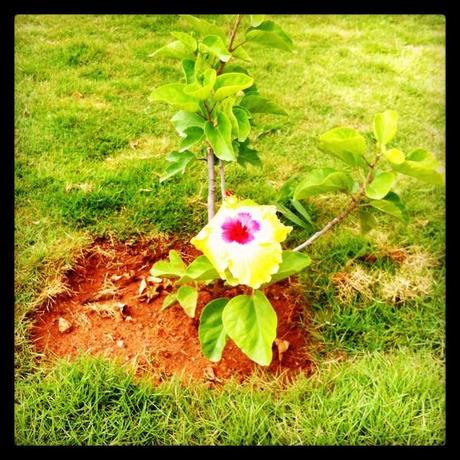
[217,14,243,75]
[219,160,226,199]
[206,15,243,219]
[293,154,381,252]
[207,147,216,221]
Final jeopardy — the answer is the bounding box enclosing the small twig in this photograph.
[293,154,381,252]
[219,160,226,199]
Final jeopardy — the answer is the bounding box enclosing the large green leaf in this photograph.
[199,298,229,362]
[220,97,239,138]
[160,150,195,182]
[294,168,354,200]
[266,251,311,285]
[240,95,287,115]
[150,40,195,60]
[359,209,377,234]
[233,107,251,141]
[179,127,204,152]
[171,31,197,52]
[150,249,187,278]
[250,15,265,27]
[373,110,398,146]
[150,84,200,112]
[184,68,216,100]
[319,127,367,168]
[213,73,254,101]
[384,148,405,165]
[365,171,396,200]
[389,148,444,185]
[199,35,231,62]
[222,290,277,366]
[171,111,205,137]
[182,59,196,84]
[235,140,262,168]
[176,286,198,318]
[245,20,293,52]
[232,45,252,62]
[185,255,219,281]
[369,191,408,222]
[205,112,236,161]
[180,15,226,40]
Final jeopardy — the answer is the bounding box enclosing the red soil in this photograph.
[31,237,314,384]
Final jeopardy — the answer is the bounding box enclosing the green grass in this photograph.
[15,351,444,445]
[15,14,445,445]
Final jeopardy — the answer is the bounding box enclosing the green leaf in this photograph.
[232,45,252,62]
[235,140,262,168]
[250,15,265,27]
[275,203,311,229]
[150,40,195,60]
[240,95,287,115]
[185,255,219,281]
[359,210,377,234]
[294,168,354,200]
[220,97,239,138]
[373,110,398,146]
[171,31,197,52]
[222,291,277,366]
[246,20,293,52]
[213,73,254,101]
[319,127,367,168]
[389,148,444,185]
[162,293,178,311]
[176,286,198,318]
[369,191,408,222]
[179,127,204,152]
[150,249,187,278]
[365,171,396,200]
[384,148,405,165]
[171,111,205,137]
[182,59,196,84]
[184,68,216,100]
[233,107,251,141]
[150,84,200,112]
[160,150,195,182]
[199,298,229,362]
[199,35,231,62]
[205,112,236,161]
[180,15,226,41]
[267,251,311,285]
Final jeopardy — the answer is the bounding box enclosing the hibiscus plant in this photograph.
[150,15,445,366]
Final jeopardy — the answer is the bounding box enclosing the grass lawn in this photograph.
[15,14,445,445]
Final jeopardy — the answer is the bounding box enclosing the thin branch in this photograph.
[217,14,243,75]
[230,39,247,52]
[228,14,243,51]
[293,154,381,252]
[207,146,216,221]
[219,160,226,199]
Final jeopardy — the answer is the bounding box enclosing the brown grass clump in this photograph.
[332,245,438,305]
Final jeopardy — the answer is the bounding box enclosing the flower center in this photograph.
[221,212,260,245]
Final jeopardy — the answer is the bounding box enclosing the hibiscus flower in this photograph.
[191,196,292,288]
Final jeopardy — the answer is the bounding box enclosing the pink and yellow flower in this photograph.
[191,196,292,288]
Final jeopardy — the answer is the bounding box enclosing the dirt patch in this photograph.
[31,237,314,384]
